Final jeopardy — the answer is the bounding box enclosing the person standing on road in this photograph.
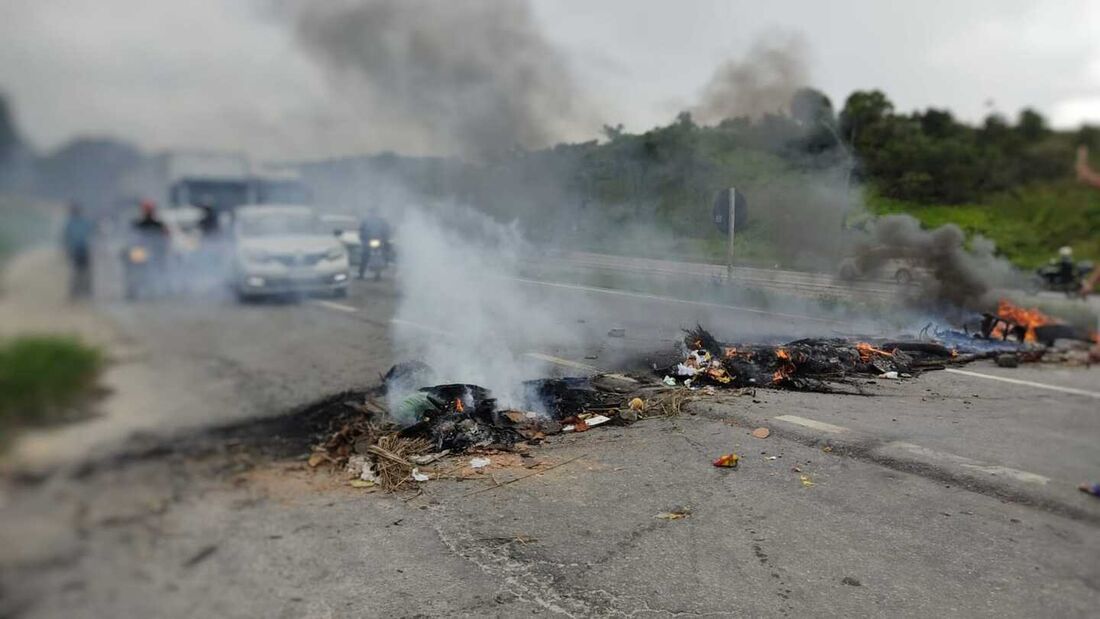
[61,202,94,300]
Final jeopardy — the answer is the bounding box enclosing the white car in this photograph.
[232,205,349,300]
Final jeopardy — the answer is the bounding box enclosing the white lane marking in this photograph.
[886,442,1050,485]
[772,415,849,434]
[944,368,1100,400]
[312,300,358,313]
[389,317,449,337]
[505,277,843,325]
[524,353,598,372]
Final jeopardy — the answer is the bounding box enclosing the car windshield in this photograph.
[238,212,319,237]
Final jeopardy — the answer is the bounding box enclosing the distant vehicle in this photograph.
[121,240,157,301]
[1035,258,1094,296]
[120,151,312,217]
[319,214,363,266]
[838,246,928,285]
[231,205,349,301]
[360,234,389,281]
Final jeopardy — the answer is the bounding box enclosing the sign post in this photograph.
[726,187,736,279]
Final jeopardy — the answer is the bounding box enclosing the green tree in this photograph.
[1016,108,1048,142]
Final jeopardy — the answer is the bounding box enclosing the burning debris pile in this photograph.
[306,312,1094,492]
[664,326,956,392]
[307,365,653,491]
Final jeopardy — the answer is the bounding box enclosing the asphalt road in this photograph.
[2,251,1099,617]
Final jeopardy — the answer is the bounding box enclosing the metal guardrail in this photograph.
[532,251,900,303]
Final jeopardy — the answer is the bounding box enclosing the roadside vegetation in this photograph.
[0,335,103,446]
[0,197,51,267]
[427,89,1100,270]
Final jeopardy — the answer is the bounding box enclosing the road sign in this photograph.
[712,188,748,235]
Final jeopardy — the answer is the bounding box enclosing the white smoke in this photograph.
[388,205,581,411]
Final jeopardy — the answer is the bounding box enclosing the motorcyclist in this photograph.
[357,208,392,279]
[1056,246,1076,283]
[131,199,169,267]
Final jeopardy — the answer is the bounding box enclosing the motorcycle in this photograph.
[1035,259,1094,296]
[362,237,389,281]
[121,241,163,300]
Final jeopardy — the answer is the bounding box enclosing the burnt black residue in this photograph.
[60,388,380,482]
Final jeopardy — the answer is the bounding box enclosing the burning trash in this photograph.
[664,326,953,392]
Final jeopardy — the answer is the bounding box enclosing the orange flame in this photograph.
[454,398,465,413]
[855,342,894,363]
[776,348,790,361]
[991,299,1054,342]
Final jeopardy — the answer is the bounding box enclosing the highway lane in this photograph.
[4,251,1100,617]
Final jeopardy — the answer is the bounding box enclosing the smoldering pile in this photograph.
[307,362,660,491]
[663,326,961,393]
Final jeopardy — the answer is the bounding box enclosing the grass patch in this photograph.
[0,335,103,442]
[866,182,1100,268]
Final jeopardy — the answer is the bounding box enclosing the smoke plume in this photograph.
[693,35,809,124]
[293,0,596,159]
[388,204,581,415]
[851,214,1016,311]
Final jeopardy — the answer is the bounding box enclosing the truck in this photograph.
[120,150,312,215]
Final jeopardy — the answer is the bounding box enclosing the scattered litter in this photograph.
[800,474,815,487]
[307,452,327,468]
[995,354,1019,368]
[655,507,692,520]
[585,414,611,428]
[663,376,677,386]
[345,455,374,480]
[767,456,778,461]
[629,397,645,411]
[1079,482,1100,498]
[607,328,626,338]
[469,457,492,469]
[881,371,899,379]
[841,576,862,587]
[822,445,833,453]
[349,479,376,489]
[751,427,771,439]
[411,468,430,482]
[463,455,585,497]
[713,453,739,468]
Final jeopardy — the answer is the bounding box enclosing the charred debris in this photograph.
[306,323,1061,491]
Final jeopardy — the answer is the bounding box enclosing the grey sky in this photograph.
[2,0,1098,159]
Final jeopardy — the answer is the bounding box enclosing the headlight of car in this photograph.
[326,246,346,261]
[368,238,382,249]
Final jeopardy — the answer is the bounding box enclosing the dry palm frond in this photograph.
[644,388,694,418]
[366,434,431,491]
